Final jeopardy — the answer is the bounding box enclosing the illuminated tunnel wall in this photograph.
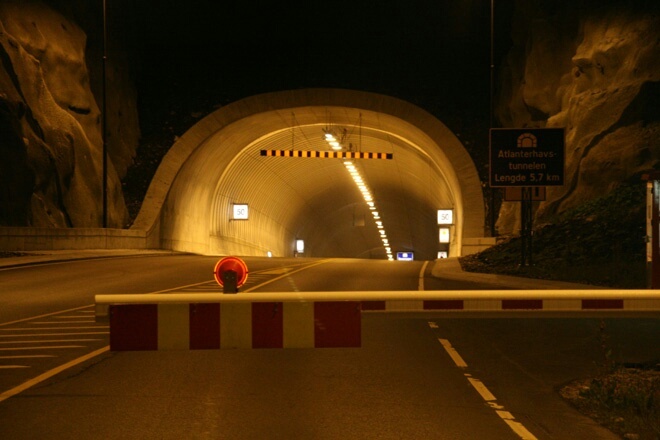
[132,89,487,259]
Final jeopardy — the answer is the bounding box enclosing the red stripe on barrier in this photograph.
[109,304,157,351]
[252,302,283,348]
[314,302,361,348]
[582,299,624,309]
[361,301,386,310]
[502,300,543,310]
[189,303,220,349]
[423,300,464,310]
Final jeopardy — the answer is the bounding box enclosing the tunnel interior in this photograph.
[133,90,486,260]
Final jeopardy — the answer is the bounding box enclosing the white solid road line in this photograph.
[0,346,110,404]
[418,260,429,291]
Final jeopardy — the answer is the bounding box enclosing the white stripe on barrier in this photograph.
[96,290,660,305]
[220,303,251,349]
[283,302,314,348]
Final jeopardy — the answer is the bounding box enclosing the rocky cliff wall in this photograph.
[495,1,660,234]
[0,0,137,227]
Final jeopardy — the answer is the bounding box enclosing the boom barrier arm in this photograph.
[96,289,660,305]
[95,290,660,351]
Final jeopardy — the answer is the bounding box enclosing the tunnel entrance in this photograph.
[132,89,491,259]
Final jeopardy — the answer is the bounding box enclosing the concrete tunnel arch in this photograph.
[132,89,488,258]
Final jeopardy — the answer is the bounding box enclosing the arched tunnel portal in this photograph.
[132,89,489,259]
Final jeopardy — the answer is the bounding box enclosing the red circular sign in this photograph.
[213,256,249,287]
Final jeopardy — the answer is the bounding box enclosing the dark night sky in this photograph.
[127,0,510,138]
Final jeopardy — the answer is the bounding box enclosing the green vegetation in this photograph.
[460,182,648,288]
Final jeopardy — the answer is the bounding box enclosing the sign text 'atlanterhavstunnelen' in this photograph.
[489,128,565,187]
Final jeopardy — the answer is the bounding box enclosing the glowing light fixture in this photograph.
[343,160,393,260]
[439,227,451,243]
[323,127,347,151]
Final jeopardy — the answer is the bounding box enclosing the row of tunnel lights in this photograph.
[344,161,393,261]
[324,130,394,260]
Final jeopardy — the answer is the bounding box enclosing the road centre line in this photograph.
[467,376,497,401]
[497,411,539,440]
[145,260,330,294]
[0,366,29,369]
[242,260,331,293]
[438,338,468,368]
[0,346,110,404]
[30,321,96,324]
[430,322,538,440]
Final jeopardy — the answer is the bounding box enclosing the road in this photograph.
[0,253,657,439]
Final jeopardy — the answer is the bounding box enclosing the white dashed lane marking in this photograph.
[429,321,538,440]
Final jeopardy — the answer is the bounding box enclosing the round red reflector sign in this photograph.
[213,256,249,288]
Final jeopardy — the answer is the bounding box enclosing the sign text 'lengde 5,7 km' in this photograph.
[489,128,565,187]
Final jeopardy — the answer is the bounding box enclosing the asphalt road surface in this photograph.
[0,254,657,439]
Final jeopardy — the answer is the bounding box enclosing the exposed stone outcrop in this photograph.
[495,1,660,234]
[0,0,135,227]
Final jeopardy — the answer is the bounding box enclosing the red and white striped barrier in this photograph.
[103,301,360,351]
[359,290,660,313]
[96,290,660,351]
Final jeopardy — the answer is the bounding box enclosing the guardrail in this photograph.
[95,290,660,351]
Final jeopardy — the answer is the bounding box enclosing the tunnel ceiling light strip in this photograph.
[343,161,393,261]
[260,150,393,159]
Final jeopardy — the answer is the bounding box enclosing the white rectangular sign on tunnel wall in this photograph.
[232,203,249,220]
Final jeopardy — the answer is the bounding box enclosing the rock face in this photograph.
[495,1,660,234]
[0,0,136,227]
